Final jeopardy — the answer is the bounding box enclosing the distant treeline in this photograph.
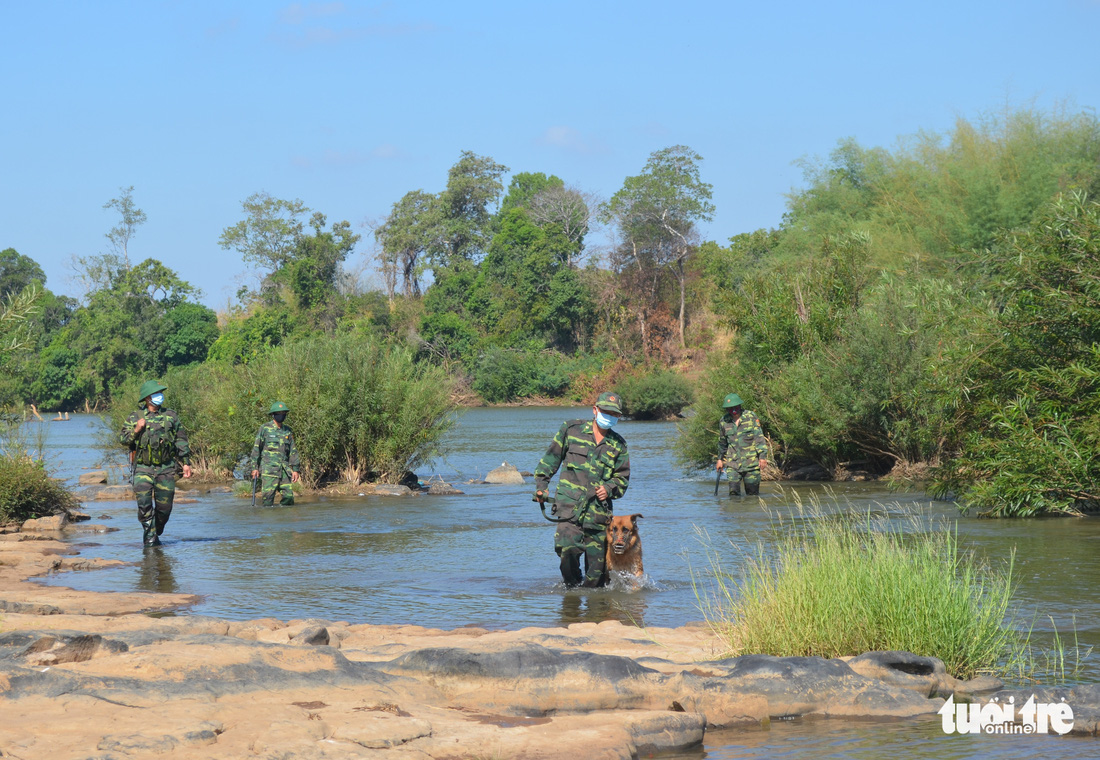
[2,107,1099,510]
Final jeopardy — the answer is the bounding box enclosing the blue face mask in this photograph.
[595,410,619,430]
[149,393,164,408]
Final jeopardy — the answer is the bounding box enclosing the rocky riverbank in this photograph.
[2,529,1099,759]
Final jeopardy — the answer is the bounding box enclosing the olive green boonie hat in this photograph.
[269,401,290,414]
[722,393,744,408]
[138,380,167,402]
[595,391,622,414]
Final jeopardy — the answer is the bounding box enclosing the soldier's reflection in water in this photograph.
[559,589,648,627]
[138,546,179,594]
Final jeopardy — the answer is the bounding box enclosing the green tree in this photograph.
[435,151,509,270]
[103,185,147,265]
[374,190,444,298]
[0,248,46,298]
[603,145,714,349]
[219,192,310,298]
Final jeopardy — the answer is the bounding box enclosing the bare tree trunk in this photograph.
[677,258,686,348]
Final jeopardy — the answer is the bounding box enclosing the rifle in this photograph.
[128,450,136,486]
[714,463,722,496]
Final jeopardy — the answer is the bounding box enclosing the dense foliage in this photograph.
[107,334,458,485]
[6,108,1100,511]
[618,370,694,420]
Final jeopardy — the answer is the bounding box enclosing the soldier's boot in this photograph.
[154,510,170,537]
[140,517,159,547]
[728,481,741,497]
[560,550,583,588]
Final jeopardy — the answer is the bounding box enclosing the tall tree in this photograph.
[0,248,46,298]
[103,185,147,266]
[219,192,310,293]
[603,145,714,348]
[374,190,444,298]
[436,151,509,270]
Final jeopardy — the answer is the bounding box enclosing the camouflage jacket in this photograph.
[119,408,190,468]
[718,410,768,471]
[535,419,630,511]
[250,420,301,473]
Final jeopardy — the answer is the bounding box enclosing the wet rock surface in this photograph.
[0,534,1097,756]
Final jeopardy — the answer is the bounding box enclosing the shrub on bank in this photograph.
[0,454,78,524]
[106,333,458,485]
[695,498,1018,680]
[618,370,694,420]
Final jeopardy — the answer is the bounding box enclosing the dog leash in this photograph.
[535,493,609,524]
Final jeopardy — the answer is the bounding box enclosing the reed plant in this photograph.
[694,493,1020,680]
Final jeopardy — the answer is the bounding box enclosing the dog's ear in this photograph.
[630,513,644,523]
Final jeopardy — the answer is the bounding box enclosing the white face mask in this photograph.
[150,393,164,408]
[595,410,619,430]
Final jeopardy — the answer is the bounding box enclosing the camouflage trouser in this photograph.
[553,500,611,587]
[260,468,294,506]
[727,467,761,496]
[134,463,177,545]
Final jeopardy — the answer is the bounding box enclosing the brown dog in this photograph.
[605,513,644,579]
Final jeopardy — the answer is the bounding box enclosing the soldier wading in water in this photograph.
[716,392,768,496]
[250,401,301,506]
[119,380,192,547]
[534,391,631,588]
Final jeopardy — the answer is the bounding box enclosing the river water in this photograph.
[25,409,1100,758]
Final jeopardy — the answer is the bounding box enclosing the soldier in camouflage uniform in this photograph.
[250,401,301,506]
[119,380,192,547]
[534,391,630,588]
[716,392,769,496]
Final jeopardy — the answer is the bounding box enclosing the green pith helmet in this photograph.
[595,390,622,414]
[722,393,744,408]
[138,380,167,402]
[269,401,290,414]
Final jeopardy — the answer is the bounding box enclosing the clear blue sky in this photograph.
[3,1,1098,310]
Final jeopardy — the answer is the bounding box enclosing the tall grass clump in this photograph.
[0,412,77,524]
[695,496,1018,680]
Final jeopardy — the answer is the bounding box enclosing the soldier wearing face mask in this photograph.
[534,391,631,588]
[250,401,301,506]
[119,380,192,547]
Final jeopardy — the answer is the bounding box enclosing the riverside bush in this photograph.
[695,496,1018,680]
[932,193,1100,515]
[0,454,78,524]
[108,334,458,485]
[618,370,694,419]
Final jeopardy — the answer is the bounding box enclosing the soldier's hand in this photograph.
[595,484,609,501]
[760,460,768,470]
[291,471,301,483]
[716,459,725,471]
[182,465,192,479]
[134,418,146,434]
[251,469,259,480]
[534,489,547,503]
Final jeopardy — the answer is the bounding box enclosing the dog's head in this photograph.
[607,513,643,555]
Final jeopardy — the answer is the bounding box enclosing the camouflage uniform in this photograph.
[250,420,300,506]
[718,410,768,496]
[535,419,630,587]
[119,407,190,545]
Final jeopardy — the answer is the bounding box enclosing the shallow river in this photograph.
[28,409,1100,758]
